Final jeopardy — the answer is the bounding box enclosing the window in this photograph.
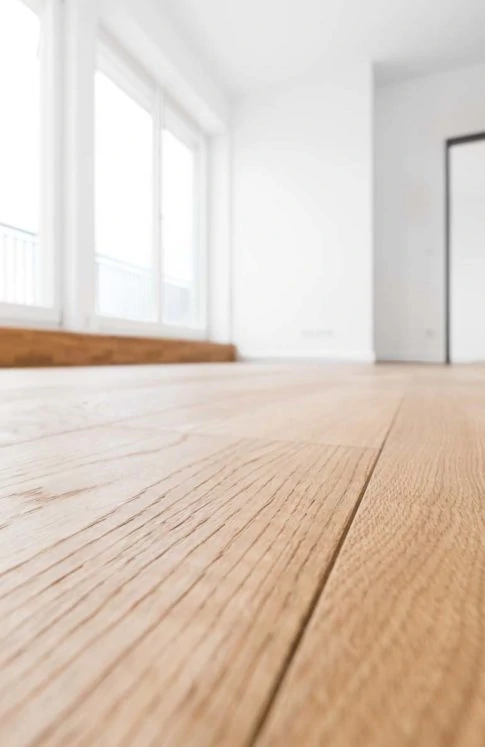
[0,19,210,339]
[95,69,156,322]
[94,36,207,335]
[0,0,43,307]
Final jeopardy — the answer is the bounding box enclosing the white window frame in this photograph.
[92,31,208,341]
[93,31,160,333]
[162,99,208,335]
[0,0,62,327]
[0,14,209,342]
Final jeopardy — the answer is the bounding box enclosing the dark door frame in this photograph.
[445,131,485,363]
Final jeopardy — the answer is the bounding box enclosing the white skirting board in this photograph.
[237,349,376,363]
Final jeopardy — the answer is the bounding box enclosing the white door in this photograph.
[450,138,485,363]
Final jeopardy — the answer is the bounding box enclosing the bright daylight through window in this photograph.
[95,70,155,323]
[162,128,197,327]
[95,47,205,332]
[0,3,208,337]
[0,0,44,307]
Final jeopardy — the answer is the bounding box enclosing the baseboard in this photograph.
[449,357,485,364]
[376,351,444,364]
[238,349,376,363]
[0,327,236,367]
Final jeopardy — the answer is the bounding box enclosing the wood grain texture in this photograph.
[0,326,236,367]
[2,362,484,746]
[0,363,408,447]
[0,424,375,745]
[184,385,403,449]
[257,388,485,747]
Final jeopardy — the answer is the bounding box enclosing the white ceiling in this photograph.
[156,0,485,94]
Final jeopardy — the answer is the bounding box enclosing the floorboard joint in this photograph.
[246,393,407,747]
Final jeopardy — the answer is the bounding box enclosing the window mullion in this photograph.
[156,89,165,327]
[191,143,200,329]
[197,137,209,333]
[42,0,63,317]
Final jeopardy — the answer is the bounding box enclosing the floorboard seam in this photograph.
[246,393,407,747]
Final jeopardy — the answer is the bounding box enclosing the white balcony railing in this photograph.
[95,253,155,322]
[0,228,191,325]
[96,253,191,326]
[0,222,41,306]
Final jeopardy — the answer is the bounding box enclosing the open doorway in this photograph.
[446,132,485,363]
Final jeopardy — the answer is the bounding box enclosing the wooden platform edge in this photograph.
[0,327,237,367]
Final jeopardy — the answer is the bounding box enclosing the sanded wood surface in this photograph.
[0,326,236,367]
[0,362,484,745]
[257,385,485,747]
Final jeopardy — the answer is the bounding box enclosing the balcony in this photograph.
[0,222,41,306]
[0,222,191,326]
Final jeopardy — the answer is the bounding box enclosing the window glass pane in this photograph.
[0,0,43,306]
[162,128,196,326]
[95,71,155,322]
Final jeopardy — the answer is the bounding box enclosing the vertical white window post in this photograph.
[40,0,62,318]
[154,89,164,328]
[63,0,97,331]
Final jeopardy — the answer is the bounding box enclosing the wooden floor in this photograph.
[1,362,484,745]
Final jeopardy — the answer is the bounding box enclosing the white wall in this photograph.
[375,62,485,362]
[233,65,374,361]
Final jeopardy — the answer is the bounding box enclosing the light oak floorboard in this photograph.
[257,387,485,747]
[3,362,484,746]
[0,363,408,448]
[0,418,375,745]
